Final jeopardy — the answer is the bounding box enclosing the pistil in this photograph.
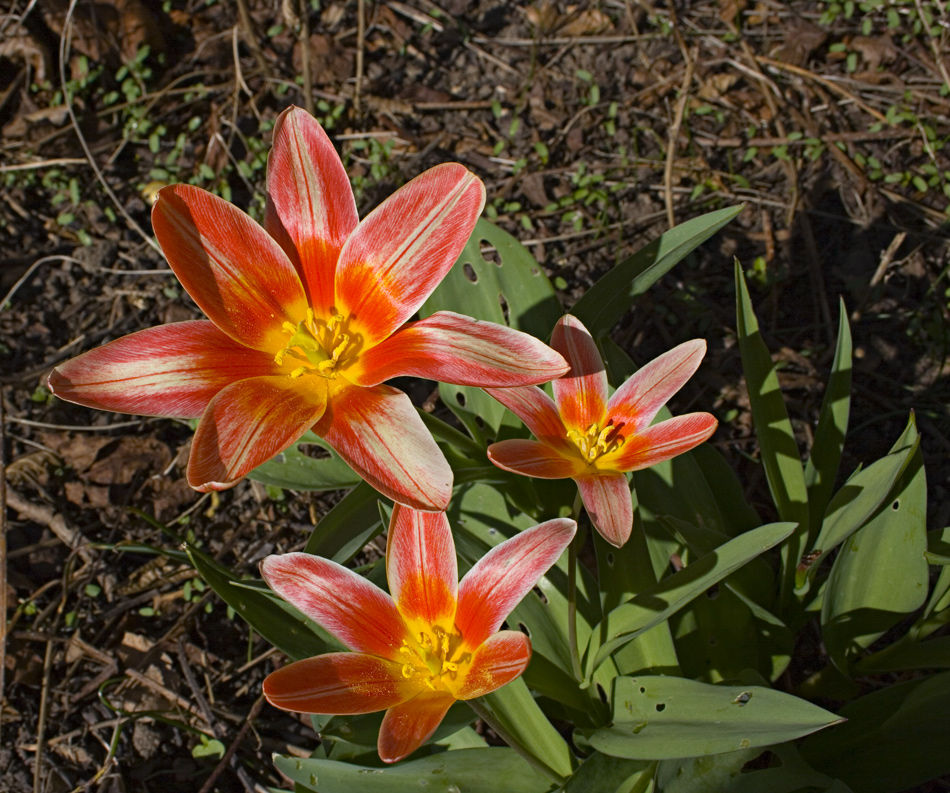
[398,626,470,691]
[273,308,356,380]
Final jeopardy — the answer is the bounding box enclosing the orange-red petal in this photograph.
[606,412,718,472]
[484,386,573,453]
[606,339,707,433]
[552,315,608,432]
[575,472,633,548]
[315,383,452,511]
[334,164,485,346]
[386,506,458,628]
[260,552,408,658]
[487,440,583,479]
[351,311,568,387]
[264,106,358,317]
[47,321,276,419]
[451,631,531,700]
[455,518,576,648]
[152,184,308,351]
[378,690,456,763]
[262,653,415,715]
[187,375,328,492]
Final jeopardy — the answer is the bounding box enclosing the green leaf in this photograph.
[801,669,950,793]
[572,206,742,337]
[563,752,654,793]
[274,748,555,793]
[305,481,386,564]
[821,445,929,673]
[246,431,360,491]
[585,523,796,674]
[735,263,809,603]
[185,546,329,661]
[590,676,842,760]
[422,217,564,441]
[804,301,852,537]
[476,678,576,780]
[798,413,920,592]
[655,744,848,793]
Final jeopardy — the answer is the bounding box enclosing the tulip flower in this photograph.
[486,315,717,547]
[48,106,568,510]
[260,505,576,763]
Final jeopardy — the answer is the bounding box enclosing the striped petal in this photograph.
[387,506,458,628]
[451,631,531,700]
[263,653,414,715]
[552,315,608,432]
[487,440,582,479]
[48,321,276,419]
[334,164,485,346]
[351,311,569,387]
[264,106,358,318]
[606,339,707,433]
[455,518,576,648]
[378,690,456,764]
[152,184,309,351]
[606,413,718,472]
[187,375,328,492]
[261,552,407,657]
[575,472,633,548]
[484,386,573,452]
[315,383,452,511]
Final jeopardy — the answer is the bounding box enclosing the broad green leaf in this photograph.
[656,744,848,793]
[317,703,476,752]
[274,748,555,793]
[590,676,841,760]
[688,444,761,537]
[476,678,576,780]
[585,523,796,674]
[856,635,950,672]
[595,517,681,681]
[821,446,928,673]
[563,752,655,793]
[801,669,950,793]
[571,205,742,337]
[246,431,360,491]
[798,414,920,592]
[422,217,564,441]
[803,302,852,538]
[185,546,328,661]
[735,263,809,602]
[305,480,385,563]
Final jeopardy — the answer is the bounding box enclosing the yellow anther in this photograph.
[290,366,307,379]
[274,350,286,366]
[282,321,297,335]
[442,661,458,674]
[401,664,414,679]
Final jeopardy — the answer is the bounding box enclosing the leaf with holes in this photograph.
[589,676,842,760]
[247,430,362,491]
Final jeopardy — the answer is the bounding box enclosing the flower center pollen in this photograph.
[568,421,625,463]
[398,626,471,692]
[274,309,358,380]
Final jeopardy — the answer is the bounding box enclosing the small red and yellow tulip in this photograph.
[260,505,576,763]
[48,107,567,511]
[486,314,717,547]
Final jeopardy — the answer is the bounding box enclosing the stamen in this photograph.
[568,421,625,463]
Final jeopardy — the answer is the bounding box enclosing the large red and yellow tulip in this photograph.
[48,106,568,510]
[486,314,717,547]
[260,505,576,763]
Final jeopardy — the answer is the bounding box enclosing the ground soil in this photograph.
[2,0,950,791]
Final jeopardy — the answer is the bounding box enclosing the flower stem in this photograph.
[467,697,567,787]
[567,490,584,682]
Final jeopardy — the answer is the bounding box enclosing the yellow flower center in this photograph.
[274,309,359,380]
[398,625,472,692]
[567,421,625,464]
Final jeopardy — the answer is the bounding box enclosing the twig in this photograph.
[5,490,94,563]
[354,0,365,114]
[0,256,84,313]
[664,50,696,229]
[196,696,265,793]
[0,158,88,173]
[0,387,6,745]
[59,0,160,253]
